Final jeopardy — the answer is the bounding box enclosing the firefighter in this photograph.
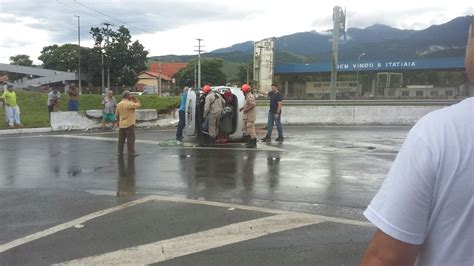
[203,85,225,145]
[239,84,257,148]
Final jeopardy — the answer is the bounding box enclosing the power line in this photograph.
[80,24,102,29]
[56,0,104,21]
[73,0,149,34]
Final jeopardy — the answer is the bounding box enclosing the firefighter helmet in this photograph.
[241,84,251,93]
[202,85,211,94]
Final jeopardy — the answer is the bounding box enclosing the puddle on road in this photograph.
[342,145,377,151]
[67,167,104,177]
[171,154,191,158]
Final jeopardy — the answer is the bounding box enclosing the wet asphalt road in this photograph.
[0,126,410,265]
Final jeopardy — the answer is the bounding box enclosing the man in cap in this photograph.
[239,84,257,148]
[202,85,225,145]
[116,90,141,156]
[1,84,22,128]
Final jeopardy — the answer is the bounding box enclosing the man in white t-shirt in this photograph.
[361,21,474,265]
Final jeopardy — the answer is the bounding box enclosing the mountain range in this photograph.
[151,15,473,64]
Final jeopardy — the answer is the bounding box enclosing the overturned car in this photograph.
[185,86,245,146]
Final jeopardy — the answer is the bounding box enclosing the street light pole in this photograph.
[74,15,81,94]
[356,52,366,96]
[101,46,104,94]
[103,23,111,91]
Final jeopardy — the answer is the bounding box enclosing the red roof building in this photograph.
[150,62,188,79]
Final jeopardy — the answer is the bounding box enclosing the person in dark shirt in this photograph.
[261,83,283,143]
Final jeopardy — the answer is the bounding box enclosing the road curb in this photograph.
[0,127,52,135]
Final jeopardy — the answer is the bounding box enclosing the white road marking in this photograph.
[0,196,156,253]
[73,128,177,135]
[57,213,323,265]
[1,194,372,260]
[50,135,285,151]
[170,145,285,152]
[148,195,373,227]
[49,135,119,142]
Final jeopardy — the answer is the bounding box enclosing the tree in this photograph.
[38,44,101,85]
[37,25,148,88]
[39,44,86,72]
[174,58,227,88]
[237,61,254,85]
[90,25,148,87]
[8,54,33,81]
[10,54,33,66]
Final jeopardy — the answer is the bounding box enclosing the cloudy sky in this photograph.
[0,0,472,64]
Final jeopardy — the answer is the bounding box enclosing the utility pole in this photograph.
[194,64,197,89]
[74,15,81,94]
[330,6,345,100]
[194,39,204,89]
[104,23,111,91]
[158,58,162,96]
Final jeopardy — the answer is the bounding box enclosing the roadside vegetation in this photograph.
[0,91,179,129]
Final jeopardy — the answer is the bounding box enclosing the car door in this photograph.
[185,89,197,136]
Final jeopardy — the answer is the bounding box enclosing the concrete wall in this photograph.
[50,105,446,131]
[51,112,98,131]
[50,109,177,131]
[254,105,443,126]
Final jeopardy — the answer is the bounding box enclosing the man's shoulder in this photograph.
[416,98,473,128]
[271,91,283,101]
[411,97,473,145]
[206,92,217,99]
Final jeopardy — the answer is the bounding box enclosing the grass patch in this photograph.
[0,91,179,129]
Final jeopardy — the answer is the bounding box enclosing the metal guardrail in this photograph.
[255,99,462,106]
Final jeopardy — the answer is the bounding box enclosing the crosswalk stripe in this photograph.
[0,195,372,257]
[57,213,322,265]
[0,196,156,253]
[149,195,373,227]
